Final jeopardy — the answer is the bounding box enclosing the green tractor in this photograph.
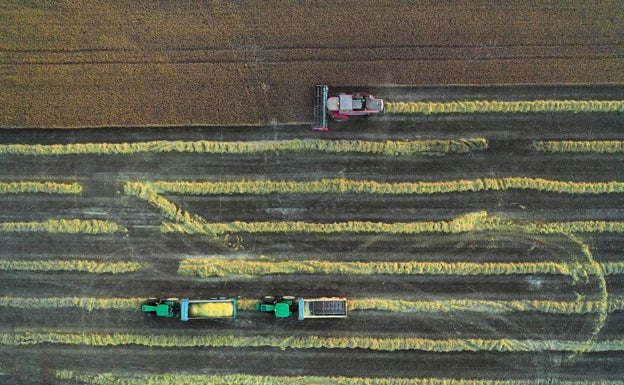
[255,296,296,319]
[141,297,179,318]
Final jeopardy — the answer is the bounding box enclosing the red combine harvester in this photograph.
[313,85,384,131]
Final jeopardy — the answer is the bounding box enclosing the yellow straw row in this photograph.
[148,177,624,195]
[55,370,624,385]
[0,260,142,273]
[178,259,577,278]
[0,138,487,156]
[0,181,82,194]
[0,219,127,234]
[2,296,622,314]
[2,330,623,352]
[385,100,624,114]
[533,140,624,154]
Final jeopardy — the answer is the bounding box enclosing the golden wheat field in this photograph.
[1,1,623,384]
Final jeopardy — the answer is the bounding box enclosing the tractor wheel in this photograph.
[281,296,296,301]
[165,297,179,302]
[262,295,276,303]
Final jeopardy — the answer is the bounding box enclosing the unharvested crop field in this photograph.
[1,1,623,385]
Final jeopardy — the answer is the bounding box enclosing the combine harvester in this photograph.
[256,295,347,320]
[313,84,384,131]
[141,297,237,321]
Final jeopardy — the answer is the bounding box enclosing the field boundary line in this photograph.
[385,100,624,114]
[54,370,624,385]
[0,138,487,156]
[532,140,624,154]
[2,330,624,352]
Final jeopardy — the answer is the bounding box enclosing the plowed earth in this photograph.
[1,1,623,385]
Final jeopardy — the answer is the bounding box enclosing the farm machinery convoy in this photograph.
[142,296,347,321]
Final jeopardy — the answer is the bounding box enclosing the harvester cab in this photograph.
[313,84,384,131]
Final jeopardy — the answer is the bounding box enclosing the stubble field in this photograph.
[1,1,623,385]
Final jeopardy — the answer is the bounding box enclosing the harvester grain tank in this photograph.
[141,297,237,320]
[256,296,347,320]
[313,85,384,131]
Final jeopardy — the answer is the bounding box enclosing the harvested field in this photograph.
[1,1,624,385]
[1,90,623,383]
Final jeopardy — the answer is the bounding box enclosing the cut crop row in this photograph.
[149,177,624,195]
[177,259,578,278]
[0,297,142,310]
[0,260,142,273]
[532,140,624,153]
[3,296,622,314]
[0,138,487,156]
[0,219,127,234]
[54,370,624,385]
[2,330,623,352]
[385,100,624,114]
[162,215,624,237]
[0,181,81,194]
[349,297,624,314]
[6,296,622,314]
[127,178,624,236]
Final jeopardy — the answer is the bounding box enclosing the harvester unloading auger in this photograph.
[313,85,384,131]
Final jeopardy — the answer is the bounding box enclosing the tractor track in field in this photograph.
[3,44,623,66]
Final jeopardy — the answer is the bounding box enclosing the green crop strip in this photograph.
[54,371,624,385]
[0,219,127,234]
[0,260,142,273]
[178,259,577,278]
[2,330,623,352]
[385,100,624,114]
[533,140,624,154]
[0,138,487,156]
[0,181,82,194]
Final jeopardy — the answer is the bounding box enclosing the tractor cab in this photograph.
[141,298,178,318]
[255,296,295,318]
